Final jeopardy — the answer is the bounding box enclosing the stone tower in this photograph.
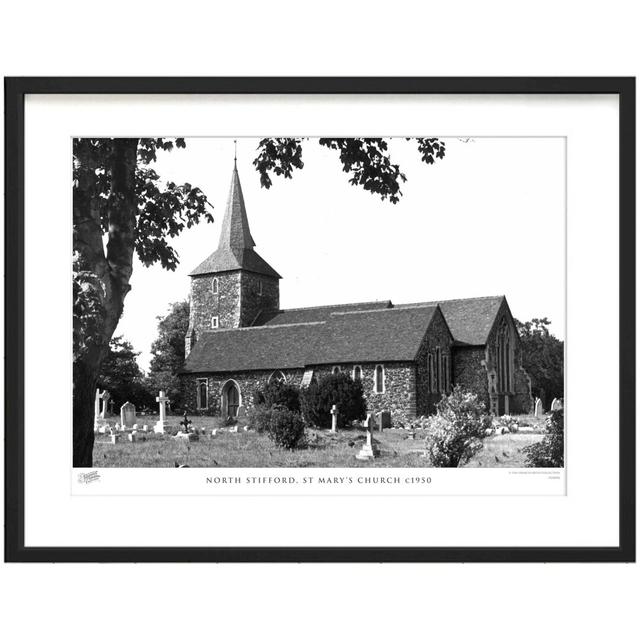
[185,161,280,356]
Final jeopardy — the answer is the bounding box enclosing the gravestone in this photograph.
[94,389,102,430]
[534,398,544,418]
[237,406,247,418]
[128,431,137,443]
[99,390,110,419]
[330,404,339,433]
[110,434,120,444]
[154,391,170,434]
[356,413,378,460]
[120,402,136,429]
[377,410,391,431]
[551,398,563,411]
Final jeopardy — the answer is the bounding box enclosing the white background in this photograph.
[1,2,638,640]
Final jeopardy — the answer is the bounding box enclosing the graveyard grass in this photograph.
[94,414,546,468]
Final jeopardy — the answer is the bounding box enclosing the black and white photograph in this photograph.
[74,136,565,472]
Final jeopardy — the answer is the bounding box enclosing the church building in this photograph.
[180,163,532,421]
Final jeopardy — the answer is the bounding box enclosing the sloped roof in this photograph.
[254,300,393,326]
[396,296,504,345]
[182,305,439,373]
[182,322,324,373]
[306,306,438,365]
[189,164,281,279]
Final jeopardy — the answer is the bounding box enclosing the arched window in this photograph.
[269,370,286,384]
[374,365,385,394]
[497,321,512,393]
[443,355,450,393]
[211,315,219,329]
[212,278,219,294]
[428,353,434,392]
[435,347,441,392]
[196,378,208,410]
[332,366,341,375]
[352,365,362,382]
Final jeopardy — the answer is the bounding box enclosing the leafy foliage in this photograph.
[253,137,445,204]
[267,407,306,450]
[97,336,153,411]
[515,318,564,408]
[300,373,367,429]
[146,301,190,410]
[253,378,301,413]
[523,409,564,467]
[423,386,492,467]
[247,404,274,433]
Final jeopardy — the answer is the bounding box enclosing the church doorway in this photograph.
[221,380,241,418]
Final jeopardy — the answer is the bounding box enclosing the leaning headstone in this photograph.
[377,411,392,431]
[120,401,136,429]
[534,397,544,418]
[330,404,339,433]
[356,413,378,460]
[154,391,170,433]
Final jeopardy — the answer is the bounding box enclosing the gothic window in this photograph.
[497,320,512,393]
[332,366,341,375]
[212,278,219,294]
[196,379,208,410]
[352,365,362,382]
[211,316,219,329]
[258,280,263,295]
[435,347,441,392]
[443,355,450,393]
[428,353,434,392]
[374,365,385,394]
[269,370,286,384]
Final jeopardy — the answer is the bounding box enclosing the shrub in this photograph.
[247,404,273,433]
[267,407,305,450]
[254,378,300,413]
[300,373,367,429]
[423,386,492,467]
[523,408,564,467]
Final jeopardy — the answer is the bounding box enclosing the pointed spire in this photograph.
[217,162,255,250]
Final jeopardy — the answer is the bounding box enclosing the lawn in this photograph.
[93,414,545,468]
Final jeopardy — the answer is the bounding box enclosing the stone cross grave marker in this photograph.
[534,397,544,418]
[154,390,170,434]
[120,401,136,429]
[330,404,338,433]
[356,413,377,460]
[99,390,110,419]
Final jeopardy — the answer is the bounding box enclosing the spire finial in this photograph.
[233,139,237,167]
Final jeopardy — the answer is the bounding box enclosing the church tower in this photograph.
[185,161,280,356]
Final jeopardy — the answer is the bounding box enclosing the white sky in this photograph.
[116,137,565,370]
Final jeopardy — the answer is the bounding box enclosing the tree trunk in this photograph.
[73,360,97,467]
[73,138,138,467]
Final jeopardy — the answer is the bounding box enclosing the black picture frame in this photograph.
[4,77,635,563]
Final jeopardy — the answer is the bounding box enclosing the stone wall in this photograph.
[415,308,454,416]
[310,363,417,422]
[185,270,280,356]
[181,368,305,416]
[240,272,279,326]
[452,345,489,406]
